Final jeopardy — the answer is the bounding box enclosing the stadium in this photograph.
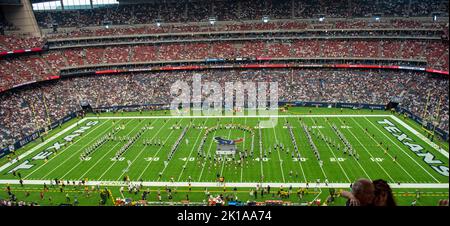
[0,0,448,207]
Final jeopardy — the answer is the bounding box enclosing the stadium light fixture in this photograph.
[155,19,162,27]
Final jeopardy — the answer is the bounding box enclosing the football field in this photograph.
[0,108,448,191]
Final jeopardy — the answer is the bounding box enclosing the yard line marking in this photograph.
[257,124,264,181]
[350,117,417,182]
[135,119,177,180]
[0,118,88,174]
[312,187,322,203]
[309,118,351,183]
[364,117,440,183]
[198,120,219,181]
[2,179,447,189]
[240,118,247,183]
[390,115,448,158]
[24,120,109,179]
[169,119,206,181]
[325,118,371,180]
[220,118,234,178]
[270,118,286,183]
[285,118,307,183]
[117,118,169,181]
[60,119,134,180]
[95,120,148,181]
[294,119,328,181]
[335,117,394,182]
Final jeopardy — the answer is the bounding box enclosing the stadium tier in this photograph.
[0,0,448,207]
[0,68,448,144]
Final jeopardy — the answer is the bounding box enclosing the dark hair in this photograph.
[352,178,375,206]
[373,179,396,207]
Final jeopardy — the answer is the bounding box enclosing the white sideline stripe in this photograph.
[0,179,447,189]
[85,115,392,119]
[0,118,88,173]
[390,115,449,158]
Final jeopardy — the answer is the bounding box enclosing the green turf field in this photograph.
[0,107,448,206]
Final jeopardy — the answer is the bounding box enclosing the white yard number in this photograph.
[145,157,160,161]
[330,157,345,162]
[370,157,384,162]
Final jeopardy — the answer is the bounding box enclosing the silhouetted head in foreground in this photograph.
[372,179,396,207]
[352,178,375,206]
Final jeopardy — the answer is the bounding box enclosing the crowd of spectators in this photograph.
[1,38,448,91]
[43,19,448,39]
[43,39,450,69]
[34,0,448,29]
[0,35,44,52]
[0,69,448,149]
[0,0,448,148]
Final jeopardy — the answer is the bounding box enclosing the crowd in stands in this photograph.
[43,19,448,39]
[41,40,450,71]
[0,35,44,52]
[33,0,448,29]
[1,38,447,91]
[0,0,448,149]
[0,69,448,148]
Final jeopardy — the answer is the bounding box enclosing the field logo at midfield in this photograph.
[170,73,279,128]
[7,121,99,174]
[215,137,244,145]
[378,119,449,177]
